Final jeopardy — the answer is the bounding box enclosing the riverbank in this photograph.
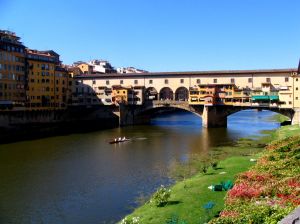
[120,124,300,224]
[0,107,119,144]
[210,124,300,223]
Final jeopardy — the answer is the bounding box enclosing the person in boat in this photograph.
[114,138,117,142]
[122,137,126,140]
[118,137,121,141]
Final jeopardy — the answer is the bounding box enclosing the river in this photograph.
[0,110,280,224]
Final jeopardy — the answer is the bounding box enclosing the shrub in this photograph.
[150,185,171,207]
[201,164,209,174]
[227,182,262,200]
[165,215,187,224]
[120,216,140,224]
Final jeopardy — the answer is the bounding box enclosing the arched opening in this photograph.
[159,87,174,100]
[227,109,292,133]
[145,87,158,100]
[175,87,189,101]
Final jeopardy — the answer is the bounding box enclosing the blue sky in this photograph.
[1,0,299,72]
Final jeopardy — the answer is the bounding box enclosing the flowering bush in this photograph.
[210,203,294,224]
[239,170,272,182]
[210,135,300,223]
[150,185,171,207]
[219,210,239,218]
[227,182,262,200]
[120,216,140,224]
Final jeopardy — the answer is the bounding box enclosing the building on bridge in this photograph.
[71,68,300,127]
[72,68,299,108]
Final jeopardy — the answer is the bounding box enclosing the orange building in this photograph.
[26,49,69,109]
[0,30,26,109]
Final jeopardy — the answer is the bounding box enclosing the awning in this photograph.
[251,95,279,101]
[252,95,269,101]
[269,95,279,101]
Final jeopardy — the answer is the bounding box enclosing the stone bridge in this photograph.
[118,100,297,128]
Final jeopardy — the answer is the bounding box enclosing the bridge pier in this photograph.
[119,104,151,126]
[292,108,300,125]
[202,106,227,128]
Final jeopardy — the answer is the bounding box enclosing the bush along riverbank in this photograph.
[209,125,300,224]
[119,125,300,224]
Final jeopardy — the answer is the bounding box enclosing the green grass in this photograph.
[121,156,256,224]
[272,124,300,139]
[267,113,290,123]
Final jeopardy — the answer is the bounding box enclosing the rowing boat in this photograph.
[109,138,130,144]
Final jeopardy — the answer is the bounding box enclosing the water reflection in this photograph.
[0,110,280,223]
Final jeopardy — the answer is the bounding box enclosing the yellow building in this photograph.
[0,30,26,109]
[76,63,93,74]
[189,84,237,105]
[232,88,251,105]
[112,86,134,105]
[54,66,69,108]
[26,49,69,109]
[293,75,300,108]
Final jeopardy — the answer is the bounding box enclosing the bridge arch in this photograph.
[159,87,174,100]
[136,103,202,119]
[145,87,158,100]
[175,87,189,101]
[224,107,294,120]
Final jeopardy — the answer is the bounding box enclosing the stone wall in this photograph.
[0,107,119,143]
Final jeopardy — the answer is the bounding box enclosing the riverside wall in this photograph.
[0,106,119,144]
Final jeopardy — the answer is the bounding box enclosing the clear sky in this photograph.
[1,0,299,72]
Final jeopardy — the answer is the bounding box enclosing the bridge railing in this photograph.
[151,100,189,106]
[144,100,282,108]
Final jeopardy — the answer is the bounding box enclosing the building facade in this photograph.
[0,30,26,109]
[26,49,69,109]
[73,69,299,109]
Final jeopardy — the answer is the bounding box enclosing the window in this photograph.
[92,80,96,84]
[297,78,299,82]
[296,97,299,100]
[165,79,168,84]
[296,87,298,91]
[149,80,153,84]
[196,79,200,84]
[120,80,123,84]
[266,78,271,83]
[106,80,109,85]
[231,78,235,84]
[180,79,184,84]
[248,78,252,83]
[134,80,138,84]
[213,79,217,83]
[285,77,289,82]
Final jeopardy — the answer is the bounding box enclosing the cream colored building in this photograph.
[73,68,299,109]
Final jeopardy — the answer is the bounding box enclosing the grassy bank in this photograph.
[121,156,257,224]
[119,125,288,223]
[120,124,300,224]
